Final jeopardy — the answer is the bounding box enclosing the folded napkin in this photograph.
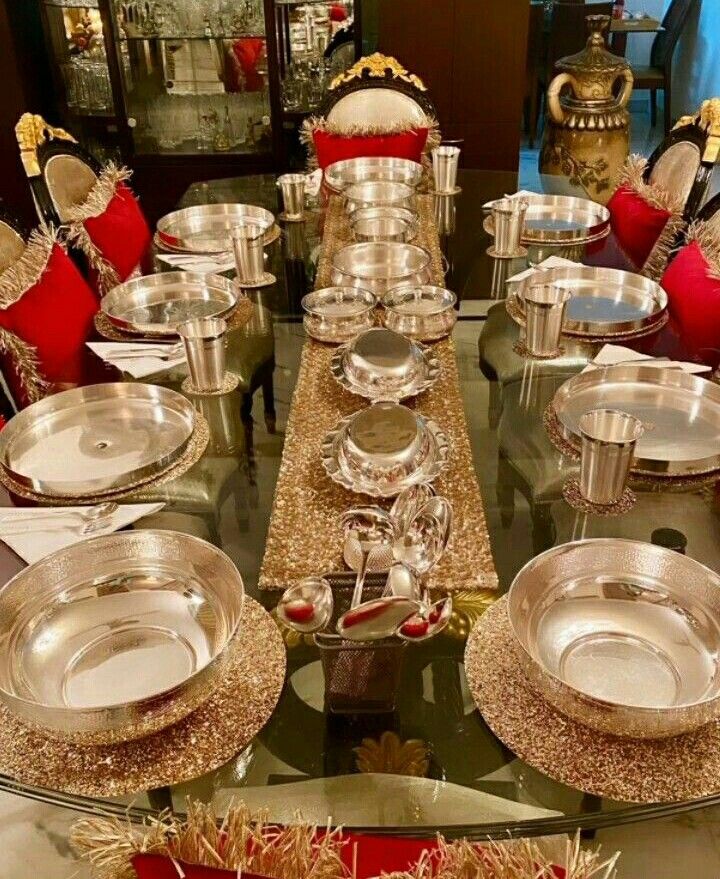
[583,344,712,375]
[507,255,581,284]
[87,342,186,379]
[0,503,165,564]
[156,252,236,274]
[306,168,323,197]
[482,189,537,210]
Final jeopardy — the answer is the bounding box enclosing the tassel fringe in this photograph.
[0,226,56,310]
[0,327,48,404]
[687,215,720,280]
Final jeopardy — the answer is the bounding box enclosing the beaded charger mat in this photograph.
[259,195,498,592]
[0,414,209,506]
[465,597,720,802]
[0,597,285,797]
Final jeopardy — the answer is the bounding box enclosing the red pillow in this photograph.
[313,128,428,171]
[0,240,98,407]
[607,184,673,270]
[661,238,720,367]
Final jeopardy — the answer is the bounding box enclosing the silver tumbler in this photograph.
[491,198,528,257]
[277,173,306,221]
[523,283,571,357]
[231,223,266,284]
[432,145,461,194]
[579,408,644,505]
[177,317,227,394]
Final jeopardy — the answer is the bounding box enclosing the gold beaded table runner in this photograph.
[259,195,498,592]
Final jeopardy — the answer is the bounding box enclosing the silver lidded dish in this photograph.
[156,203,275,254]
[102,271,238,336]
[381,285,457,341]
[0,530,245,745]
[321,401,450,497]
[350,206,418,243]
[330,327,441,401]
[344,181,416,215]
[331,242,432,298]
[508,538,720,739]
[324,156,423,192]
[301,286,376,343]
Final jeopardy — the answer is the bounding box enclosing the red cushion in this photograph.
[83,182,151,284]
[313,128,428,171]
[661,240,720,367]
[0,244,98,406]
[608,184,672,270]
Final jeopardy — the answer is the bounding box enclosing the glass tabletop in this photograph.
[1,169,718,838]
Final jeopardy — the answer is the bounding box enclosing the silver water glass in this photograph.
[523,282,571,357]
[491,197,529,257]
[579,409,644,505]
[431,145,460,194]
[177,316,227,393]
[231,223,266,284]
[277,173,306,221]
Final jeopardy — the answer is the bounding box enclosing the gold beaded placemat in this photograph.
[259,195,497,593]
[465,597,720,803]
[0,597,285,797]
[0,414,209,506]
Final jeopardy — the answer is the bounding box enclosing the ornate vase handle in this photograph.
[547,72,578,125]
[616,68,634,108]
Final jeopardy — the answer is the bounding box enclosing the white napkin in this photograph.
[0,503,165,564]
[87,342,186,379]
[306,168,323,197]
[583,344,712,374]
[156,252,236,274]
[483,189,537,210]
[507,255,581,284]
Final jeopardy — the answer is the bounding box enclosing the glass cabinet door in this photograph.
[110,1,273,156]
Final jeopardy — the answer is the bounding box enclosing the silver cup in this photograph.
[177,317,227,394]
[231,223,266,284]
[578,409,644,505]
[432,146,461,194]
[491,198,529,257]
[523,283,571,357]
[277,173,306,221]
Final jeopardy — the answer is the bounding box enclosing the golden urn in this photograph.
[539,15,633,205]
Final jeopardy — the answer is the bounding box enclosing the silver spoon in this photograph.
[336,592,420,641]
[277,577,333,634]
[397,595,453,642]
[389,484,435,536]
[0,502,120,533]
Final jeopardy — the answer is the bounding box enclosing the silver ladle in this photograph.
[277,577,334,634]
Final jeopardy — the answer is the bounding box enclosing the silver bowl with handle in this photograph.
[331,242,432,298]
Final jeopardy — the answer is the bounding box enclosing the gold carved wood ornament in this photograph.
[330,53,427,92]
[15,113,76,178]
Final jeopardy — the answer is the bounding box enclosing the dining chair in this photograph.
[697,191,720,225]
[630,0,700,132]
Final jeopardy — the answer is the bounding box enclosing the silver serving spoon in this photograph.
[389,484,435,536]
[277,577,333,634]
[0,502,120,535]
[336,591,420,641]
[397,595,453,642]
[340,507,397,607]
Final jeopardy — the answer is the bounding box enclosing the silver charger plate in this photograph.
[102,271,238,336]
[0,530,244,744]
[484,195,610,244]
[157,203,275,254]
[511,266,667,336]
[0,383,196,497]
[552,364,720,476]
[324,156,423,192]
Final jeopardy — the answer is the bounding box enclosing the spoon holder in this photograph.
[315,575,407,714]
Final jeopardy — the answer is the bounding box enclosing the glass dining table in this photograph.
[0,168,718,840]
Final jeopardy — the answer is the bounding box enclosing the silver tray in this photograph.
[511,266,667,336]
[324,156,423,192]
[0,530,244,744]
[103,271,238,336]
[508,539,720,738]
[552,365,720,476]
[484,195,610,244]
[157,203,275,254]
[0,383,196,496]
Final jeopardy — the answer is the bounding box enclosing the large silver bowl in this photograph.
[344,181,416,215]
[324,156,423,192]
[156,203,275,254]
[381,285,457,341]
[0,530,245,745]
[508,539,720,739]
[331,242,432,298]
[301,286,376,343]
[350,206,418,243]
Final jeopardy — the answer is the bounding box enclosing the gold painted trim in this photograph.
[673,97,720,164]
[15,113,76,178]
[330,52,427,92]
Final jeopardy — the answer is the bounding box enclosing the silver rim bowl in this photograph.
[324,156,423,192]
[381,285,457,341]
[0,530,245,745]
[508,538,720,739]
[301,286,376,343]
[330,242,432,298]
[344,327,422,392]
[344,181,417,215]
[340,402,429,479]
[350,206,418,243]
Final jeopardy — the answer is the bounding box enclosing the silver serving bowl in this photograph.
[301,286,376,343]
[324,156,423,192]
[157,203,275,254]
[508,539,720,739]
[0,530,245,745]
[350,206,418,243]
[345,327,421,388]
[331,242,432,298]
[381,285,457,341]
[344,181,416,215]
[103,271,238,336]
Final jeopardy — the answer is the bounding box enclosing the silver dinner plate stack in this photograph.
[156,203,275,254]
[484,194,610,245]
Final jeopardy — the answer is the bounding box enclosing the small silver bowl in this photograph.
[331,242,433,298]
[344,181,416,215]
[350,207,418,243]
[382,285,458,341]
[301,286,376,343]
[324,156,424,192]
[508,538,720,739]
[0,530,245,745]
[341,402,428,478]
[344,327,421,391]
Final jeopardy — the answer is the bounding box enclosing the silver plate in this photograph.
[331,331,441,401]
[552,365,720,476]
[324,156,423,192]
[508,539,720,738]
[157,203,275,254]
[511,266,667,336]
[103,271,238,336]
[484,195,610,244]
[0,383,196,496]
[0,530,244,744]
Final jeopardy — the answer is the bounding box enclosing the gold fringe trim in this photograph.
[687,216,720,280]
[0,226,56,310]
[0,327,48,405]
